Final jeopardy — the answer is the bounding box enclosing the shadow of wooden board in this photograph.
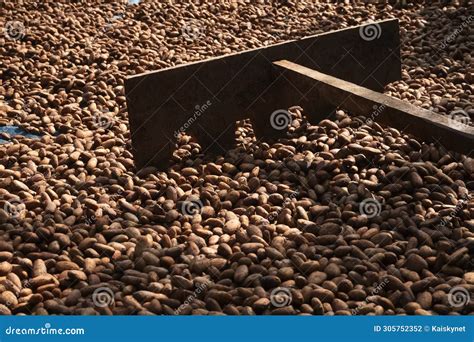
[274,60,474,157]
[125,19,401,169]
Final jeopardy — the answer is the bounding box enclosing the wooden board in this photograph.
[273,60,474,156]
[125,19,401,169]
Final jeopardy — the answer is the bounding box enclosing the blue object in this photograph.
[0,316,472,342]
[0,125,43,144]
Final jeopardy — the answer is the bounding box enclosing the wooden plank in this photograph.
[273,60,474,156]
[125,19,401,169]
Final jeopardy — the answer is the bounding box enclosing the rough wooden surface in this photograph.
[125,19,401,168]
[274,60,474,156]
